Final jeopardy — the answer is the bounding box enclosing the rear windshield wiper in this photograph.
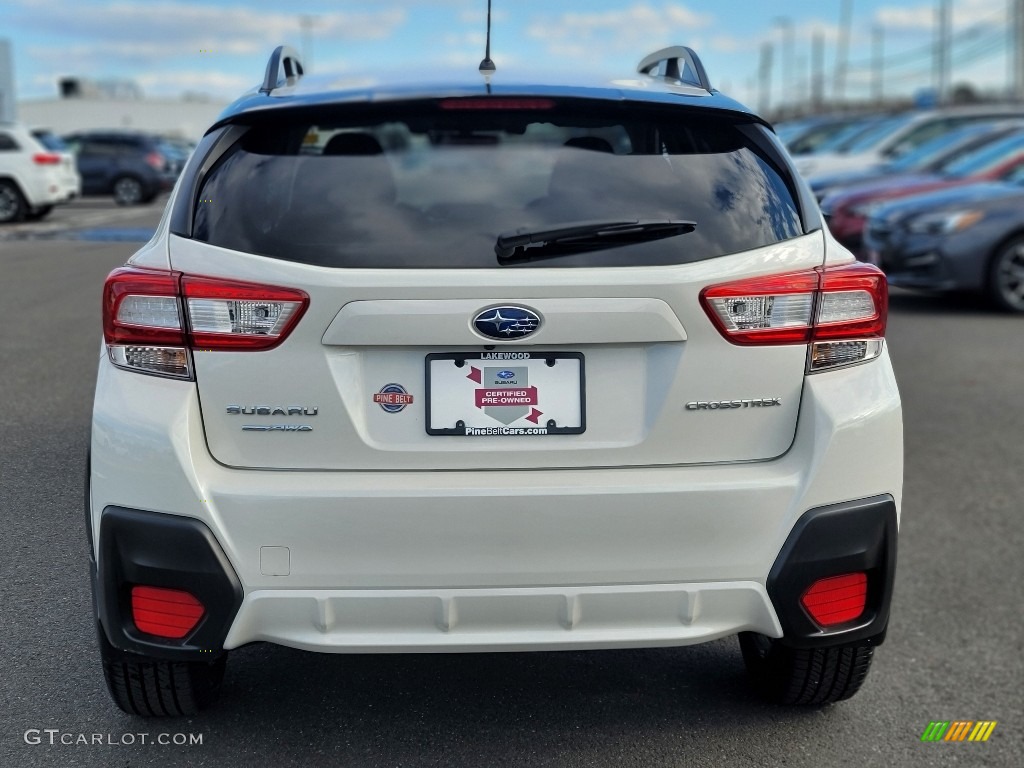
[495,219,696,262]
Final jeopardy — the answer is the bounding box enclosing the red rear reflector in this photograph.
[131,586,205,639]
[439,98,555,110]
[32,152,62,165]
[801,573,868,627]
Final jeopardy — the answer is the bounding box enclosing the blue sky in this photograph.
[2,0,1017,108]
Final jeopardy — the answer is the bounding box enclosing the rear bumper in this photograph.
[90,347,902,655]
[225,581,779,653]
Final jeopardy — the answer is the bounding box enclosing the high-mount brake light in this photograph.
[700,262,888,372]
[102,267,309,379]
[438,98,555,110]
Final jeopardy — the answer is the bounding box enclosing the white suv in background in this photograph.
[0,123,80,223]
[88,46,903,716]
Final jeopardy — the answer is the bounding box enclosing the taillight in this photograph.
[102,266,309,378]
[182,276,308,350]
[131,585,205,639]
[32,152,62,165]
[800,572,868,627]
[700,262,887,372]
[145,151,165,171]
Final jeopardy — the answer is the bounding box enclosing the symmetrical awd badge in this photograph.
[472,306,541,340]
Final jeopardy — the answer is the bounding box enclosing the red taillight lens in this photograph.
[32,152,62,165]
[700,262,888,370]
[102,267,309,377]
[700,270,819,345]
[145,151,165,171]
[800,572,868,627]
[182,276,309,350]
[103,267,185,346]
[814,262,888,340]
[131,585,205,639]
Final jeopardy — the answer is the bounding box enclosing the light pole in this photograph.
[773,17,795,114]
[300,15,316,71]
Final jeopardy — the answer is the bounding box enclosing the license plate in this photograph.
[425,352,585,436]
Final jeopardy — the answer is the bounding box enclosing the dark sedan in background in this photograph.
[864,169,1024,312]
[62,131,181,205]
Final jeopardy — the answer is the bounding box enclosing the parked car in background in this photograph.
[864,168,1024,312]
[794,105,1024,177]
[62,130,180,205]
[777,114,879,156]
[808,120,1024,202]
[0,122,80,223]
[159,136,197,166]
[820,128,1024,256]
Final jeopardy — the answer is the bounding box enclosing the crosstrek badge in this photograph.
[374,383,414,413]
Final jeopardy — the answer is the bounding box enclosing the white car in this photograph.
[88,45,903,716]
[0,123,80,222]
[794,105,1024,178]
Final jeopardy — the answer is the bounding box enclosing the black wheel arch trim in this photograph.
[767,494,897,649]
[94,506,242,661]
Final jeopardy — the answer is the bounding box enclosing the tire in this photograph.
[25,205,54,221]
[98,626,226,716]
[987,236,1024,313]
[739,632,875,705]
[112,176,144,206]
[0,180,27,223]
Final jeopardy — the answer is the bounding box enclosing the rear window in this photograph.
[31,131,67,151]
[192,100,805,268]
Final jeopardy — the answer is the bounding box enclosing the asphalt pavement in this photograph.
[0,199,1021,767]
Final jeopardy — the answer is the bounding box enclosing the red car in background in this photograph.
[820,129,1024,257]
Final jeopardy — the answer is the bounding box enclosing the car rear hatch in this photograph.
[167,96,824,471]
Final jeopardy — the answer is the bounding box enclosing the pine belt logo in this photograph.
[920,721,997,742]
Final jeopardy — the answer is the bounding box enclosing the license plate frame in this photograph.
[425,351,586,436]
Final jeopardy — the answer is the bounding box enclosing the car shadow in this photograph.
[196,640,822,750]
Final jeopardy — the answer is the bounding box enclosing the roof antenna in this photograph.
[478,0,496,86]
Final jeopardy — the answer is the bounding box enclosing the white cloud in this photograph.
[134,70,253,95]
[526,3,712,57]
[876,0,1006,31]
[19,2,408,60]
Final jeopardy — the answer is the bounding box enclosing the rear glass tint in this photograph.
[192,101,804,268]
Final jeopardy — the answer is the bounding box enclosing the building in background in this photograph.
[18,77,228,141]
[0,39,15,123]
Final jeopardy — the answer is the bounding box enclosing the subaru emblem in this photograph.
[497,370,516,379]
[472,306,541,340]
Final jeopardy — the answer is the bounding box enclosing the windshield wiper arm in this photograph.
[495,219,696,261]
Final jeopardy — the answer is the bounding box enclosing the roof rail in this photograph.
[637,46,712,92]
[260,45,304,95]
